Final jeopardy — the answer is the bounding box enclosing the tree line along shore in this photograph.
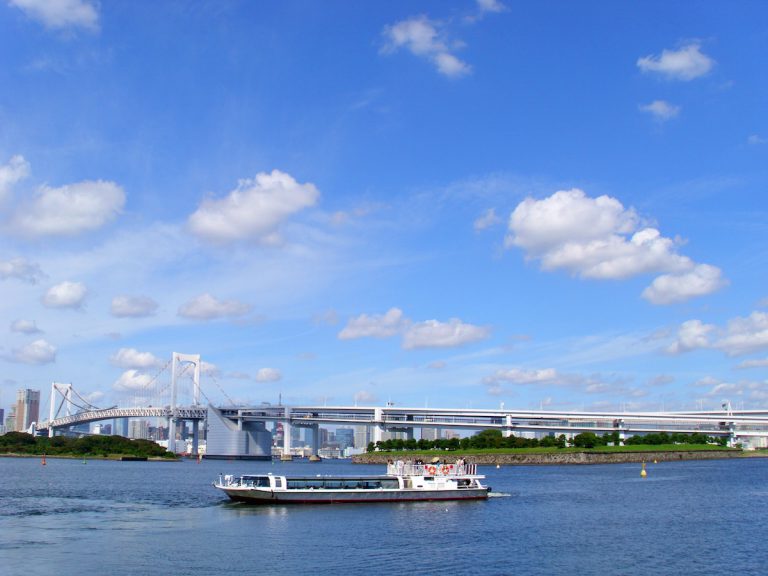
[354,429,763,466]
[0,432,176,459]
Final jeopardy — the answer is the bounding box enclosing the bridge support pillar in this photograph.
[373,408,385,445]
[282,407,292,458]
[167,415,176,453]
[191,420,200,456]
[311,423,320,456]
[503,414,513,437]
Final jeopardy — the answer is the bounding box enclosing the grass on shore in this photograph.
[359,444,737,458]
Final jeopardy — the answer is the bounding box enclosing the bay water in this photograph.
[1,456,766,575]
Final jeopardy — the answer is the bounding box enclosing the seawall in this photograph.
[353,450,759,466]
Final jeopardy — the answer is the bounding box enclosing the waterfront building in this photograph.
[15,389,40,432]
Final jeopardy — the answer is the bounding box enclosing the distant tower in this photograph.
[15,389,40,432]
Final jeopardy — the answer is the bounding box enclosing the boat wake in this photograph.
[488,491,513,498]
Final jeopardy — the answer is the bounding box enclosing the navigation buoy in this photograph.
[640,461,647,478]
[41,454,46,466]
[496,464,500,469]
[653,459,658,464]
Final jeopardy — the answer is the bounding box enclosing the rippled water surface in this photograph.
[2,456,767,575]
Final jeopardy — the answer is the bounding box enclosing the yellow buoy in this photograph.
[640,461,647,478]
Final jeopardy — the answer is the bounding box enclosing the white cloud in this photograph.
[473,208,501,231]
[188,169,319,244]
[642,264,727,305]
[483,367,560,385]
[12,180,125,237]
[255,368,282,383]
[381,16,471,78]
[10,319,42,334]
[338,308,406,340]
[354,390,378,404]
[178,293,251,320]
[402,318,490,349]
[666,319,715,355]
[506,189,725,303]
[113,369,152,392]
[110,348,164,370]
[6,339,56,365]
[111,295,158,318]
[737,358,768,369]
[477,0,507,13]
[41,281,87,309]
[0,257,44,283]
[0,155,30,202]
[637,42,715,80]
[639,100,681,121]
[668,311,768,357]
[9,0,99,31]
[716,311,768,357]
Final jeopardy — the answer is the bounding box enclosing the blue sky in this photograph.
[1,0,766,417]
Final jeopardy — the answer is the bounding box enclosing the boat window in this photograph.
[274,477,283,488]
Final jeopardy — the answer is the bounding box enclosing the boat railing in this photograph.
[386,462,478,476]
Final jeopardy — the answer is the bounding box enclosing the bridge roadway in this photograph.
[220,405,768,443]
[37,404,768,444]
[37,406,207,434]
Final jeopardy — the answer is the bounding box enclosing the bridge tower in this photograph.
[168,352,201,454]
[48,383,75,438]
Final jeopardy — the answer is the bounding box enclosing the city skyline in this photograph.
[1,1,767,417]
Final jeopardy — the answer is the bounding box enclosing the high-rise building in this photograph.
[5,407,16,432]
[129,419,150,440]
[15,389,40,432]
[335,427,355,449]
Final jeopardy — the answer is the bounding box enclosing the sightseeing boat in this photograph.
[213,462,490,504]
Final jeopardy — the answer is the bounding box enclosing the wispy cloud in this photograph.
[9,0,99,32]
[177,293,252,321]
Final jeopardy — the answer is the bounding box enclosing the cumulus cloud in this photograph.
[402,318,490,349]
[110,348,163,370]
[9,0,99,31]
[381,16,471,78]
[10,319,42,334]
[639,100,681,121]
[0,155,30,202]
[188,169,319,244]
[110,295,158,318]
[0,257,45,283]
[41,281,87,309]
[113,369,153,392]
[255,368,282,383]
[666,319,715,355]
[6,339,56,365]
[339,308,489,350]
[642,264,727,305]
[338,308,406,340]
[178,293,251,320]
[12,180,125,237]
[637,42,715,80]
[667,311,768,357]
[506,188,725,303]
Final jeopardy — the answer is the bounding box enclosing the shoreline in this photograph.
[353,449,767,466]
[0,453,179,461]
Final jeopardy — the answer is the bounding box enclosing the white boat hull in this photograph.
[218,486,489,504]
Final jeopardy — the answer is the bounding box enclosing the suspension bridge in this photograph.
[31,352,768,457]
